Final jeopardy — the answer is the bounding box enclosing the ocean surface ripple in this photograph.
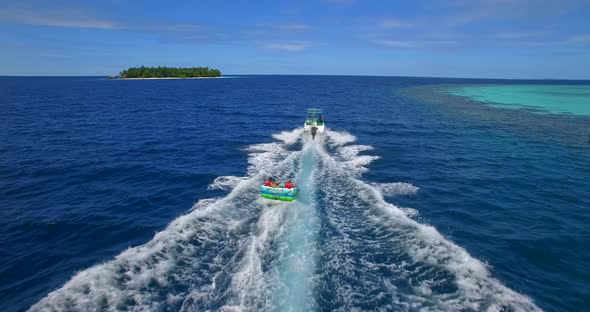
[1,76,588,311]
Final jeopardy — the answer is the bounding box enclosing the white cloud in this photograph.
[496,30,552,39]
[443,0,585,26]
[373,39,417,48]
[373,39,455,48]
[0,8,121,29]
[567,34,590,43]
[37,52,73,59]
[279,23,310,30]
[265,43,309,51]
[445,7,493,26]
[379,18,415,29]
[255,22,311,32]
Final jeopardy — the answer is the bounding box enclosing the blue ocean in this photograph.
[1,76,589,312]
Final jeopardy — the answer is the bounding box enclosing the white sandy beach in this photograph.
[118,76,224,80]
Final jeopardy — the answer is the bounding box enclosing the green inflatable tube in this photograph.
[261,193,297,201]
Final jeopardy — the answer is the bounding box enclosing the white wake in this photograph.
[30,128,540,312]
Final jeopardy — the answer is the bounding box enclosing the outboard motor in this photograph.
[311,126,318,139]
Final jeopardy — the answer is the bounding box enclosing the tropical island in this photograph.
[118,66,222,79]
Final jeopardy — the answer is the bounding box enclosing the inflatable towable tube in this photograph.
[260,185,299,201]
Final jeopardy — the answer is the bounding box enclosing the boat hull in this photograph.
[304,124,325,133]
[260,185,299,201]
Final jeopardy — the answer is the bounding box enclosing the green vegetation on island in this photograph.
[119,66,222,78]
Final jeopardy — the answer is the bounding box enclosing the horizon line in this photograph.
[1,74,589,81]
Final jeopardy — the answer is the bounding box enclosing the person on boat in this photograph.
[270,180,280,188]
[285,180,293,189]
[264,177,272,187]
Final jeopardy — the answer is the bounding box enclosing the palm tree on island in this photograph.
[118,66,221,78]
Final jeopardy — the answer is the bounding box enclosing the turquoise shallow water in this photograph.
[448,84,590,116]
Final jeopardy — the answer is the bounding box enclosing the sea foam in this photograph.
[314,138,540,311]
[30,128,540,312]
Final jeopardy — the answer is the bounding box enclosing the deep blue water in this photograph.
[1,76,589,311]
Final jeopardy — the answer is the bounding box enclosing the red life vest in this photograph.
[264,180,271,186]
[285,181,292,189]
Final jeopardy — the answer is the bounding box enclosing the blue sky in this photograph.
[1,0,589,78]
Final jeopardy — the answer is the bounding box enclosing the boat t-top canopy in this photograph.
[304,108,326,135]
[306,108,324,126]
